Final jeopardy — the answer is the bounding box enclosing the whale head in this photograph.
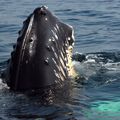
[5,6,74,91]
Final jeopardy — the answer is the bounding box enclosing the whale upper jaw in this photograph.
[5,6,74,91]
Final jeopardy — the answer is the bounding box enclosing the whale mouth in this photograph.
[4,6,75,91]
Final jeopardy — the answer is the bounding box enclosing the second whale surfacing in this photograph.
[4,6,74,91]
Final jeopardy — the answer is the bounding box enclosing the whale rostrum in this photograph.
[4,6,74,91]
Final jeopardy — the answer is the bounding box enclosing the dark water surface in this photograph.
[0,0,120,120]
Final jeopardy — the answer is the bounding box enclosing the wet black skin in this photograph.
[4,6,74,91]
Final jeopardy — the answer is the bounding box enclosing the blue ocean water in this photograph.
[0,0,120,120]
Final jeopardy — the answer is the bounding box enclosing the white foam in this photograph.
[0,78,2,84]
[84,59,96,63]
[105,79,117,84]
[72,60,100,79]
[104,62,120,71]
[0,78,9,90]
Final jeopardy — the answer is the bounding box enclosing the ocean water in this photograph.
[0,0,120,120]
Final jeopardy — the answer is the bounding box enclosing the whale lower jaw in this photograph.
[4,6,74,91]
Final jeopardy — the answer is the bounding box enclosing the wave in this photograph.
[72,51,120,87]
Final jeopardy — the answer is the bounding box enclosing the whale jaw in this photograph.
[5,6,74,91]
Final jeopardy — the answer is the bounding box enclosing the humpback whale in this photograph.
[4,6,74,91]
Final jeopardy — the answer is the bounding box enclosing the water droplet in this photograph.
[49,39,52,42]
[46,46,51,51]
[25,60,28,64]
[44,58,49,65]
[52,39,55,42]
[68,37,71,41]
[45,18,48,21]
